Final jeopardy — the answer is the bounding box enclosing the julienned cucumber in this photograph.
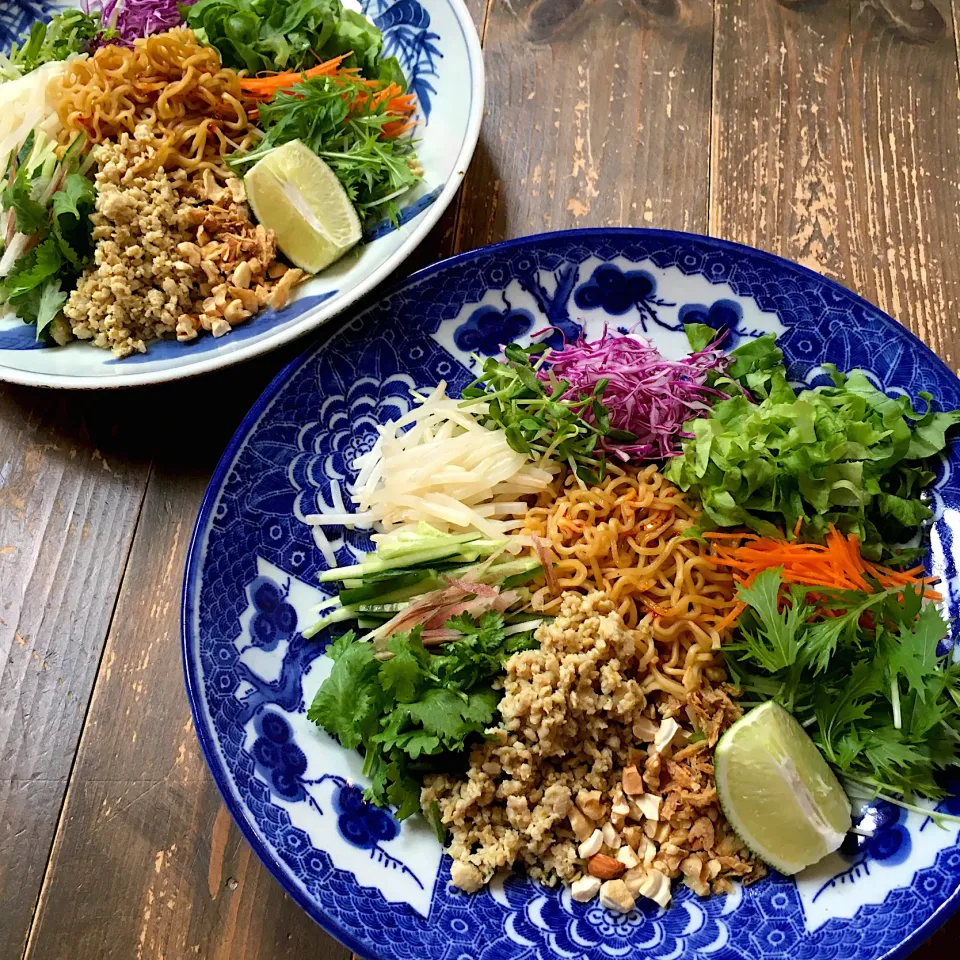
[502,563,543,588]
[357,601,411,614]
[338,571,439,606]
[316,537,503,583]
[375,532,486,561]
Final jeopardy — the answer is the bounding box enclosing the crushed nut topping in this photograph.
[64,127,307,357]
[423,592,766,900]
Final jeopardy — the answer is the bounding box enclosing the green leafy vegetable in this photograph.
[666,332,960,559]
[228,74,421,227]
[425,799,446,842]
[460,342,615,485]
[3,9,106,80]
[0,134,96,339]
[684,322,719,355]
[308,631,380,750]
[2,174,47,234]
[181,0,384,77]
[4,239,62,301]
[375,55,408,91]
[726,568,960,801]
[733,572,810,675]
[51,172,97,266]
[308,612,536,819]
[34,279,67,338]
[319,7,386,76]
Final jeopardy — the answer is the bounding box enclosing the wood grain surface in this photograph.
[3,0,960,958]
[0,391,150,960]
[711,0,960,368]
[457,0,714,244]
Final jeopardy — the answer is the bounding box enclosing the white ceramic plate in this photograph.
[0,0,484,388]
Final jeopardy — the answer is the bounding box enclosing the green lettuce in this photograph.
[666,332,960,558]
[181,0,386,77]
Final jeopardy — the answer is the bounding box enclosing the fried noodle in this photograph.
[522,464,740,698]
[53,28,255,173]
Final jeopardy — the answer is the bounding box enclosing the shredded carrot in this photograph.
[703,527,941,601]
[382,118,417,138]
[350,83,418,136]
[238,56,419,139]
[715,602,747,632]
[239,53,356,98]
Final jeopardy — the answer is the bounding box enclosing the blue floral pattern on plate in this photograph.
[0,0,56,41]
[183,228,960,960]
[574,263,677,331]
[363,0,443,121]
[453,300,535,355]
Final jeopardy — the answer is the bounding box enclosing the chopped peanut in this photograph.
[599,879,635,914]
[622,765,645,796]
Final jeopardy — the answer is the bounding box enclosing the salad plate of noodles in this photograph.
[0,0,482,387]
[183,228,960,960]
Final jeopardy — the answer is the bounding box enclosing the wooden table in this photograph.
[3,1,959,957]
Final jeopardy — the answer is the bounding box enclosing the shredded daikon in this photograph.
[0,59,73,166]
[338,381,556,542]
[311,525,337,569]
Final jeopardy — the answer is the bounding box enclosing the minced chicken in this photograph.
[64,126,305,357]
[422,591,765,912]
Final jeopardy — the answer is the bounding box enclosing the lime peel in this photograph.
[714,701,851,876]
[244,139,361,274]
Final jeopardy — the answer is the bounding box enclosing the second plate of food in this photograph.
[183,228,960,960]
[0,0,483,387]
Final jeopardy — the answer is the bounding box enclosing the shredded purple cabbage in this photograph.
[83,0,187,46]
[538,332,729,461]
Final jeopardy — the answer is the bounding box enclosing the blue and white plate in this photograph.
[182,229,960,960]
[0,0,483,388]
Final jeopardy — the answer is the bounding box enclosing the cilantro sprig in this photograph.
[307,611,537,820]
[727,568,960,802]
[460,342,628,486]
[0,133,96,339]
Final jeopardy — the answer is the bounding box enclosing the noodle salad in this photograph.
[0,2,423,356]
[305,325,960,914]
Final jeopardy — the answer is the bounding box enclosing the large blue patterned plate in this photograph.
[182,228,960,960]
[0,0,482,388]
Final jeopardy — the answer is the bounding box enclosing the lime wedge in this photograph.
[244,140,362,274]
[714,701,851,875]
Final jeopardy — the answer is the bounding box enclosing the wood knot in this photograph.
[869,0,946,43]
[525,0,591,42]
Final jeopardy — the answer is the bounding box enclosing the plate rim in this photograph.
[181,226,960,960]
[0,0,485,390]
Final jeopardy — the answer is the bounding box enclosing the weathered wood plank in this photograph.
[456,0,716,244]
[712,0,960,953]
[0,389,150,960]
[20,353,356,960]
[711,0,960,367]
